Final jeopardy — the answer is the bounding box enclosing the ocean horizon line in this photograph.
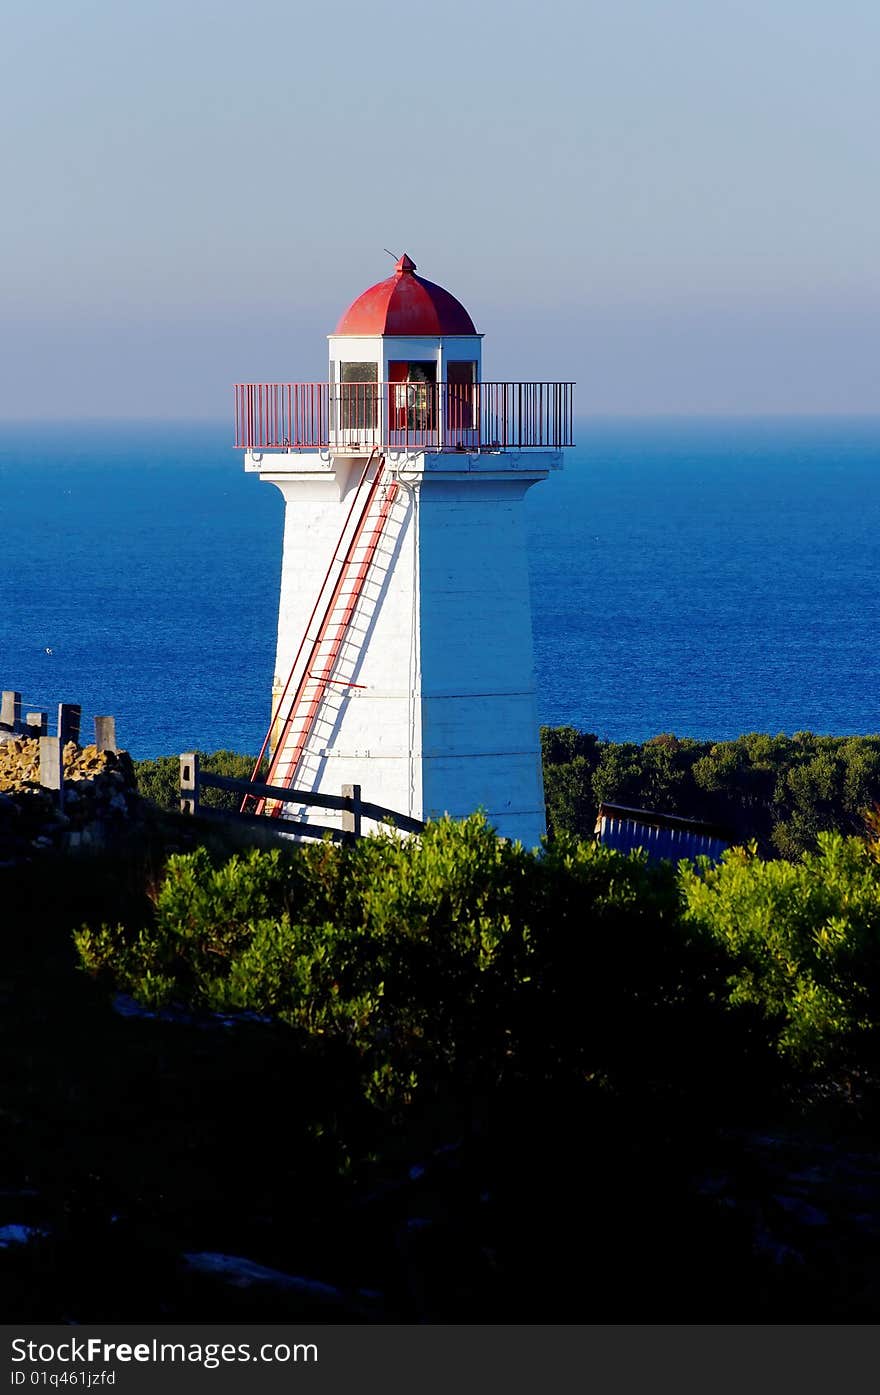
[1,412,880,428]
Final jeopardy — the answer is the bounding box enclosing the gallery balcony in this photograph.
[234,381,575,454]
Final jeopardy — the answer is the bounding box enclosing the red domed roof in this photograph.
[334,254,477,336]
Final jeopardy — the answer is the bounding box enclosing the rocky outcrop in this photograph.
[0,739,142,863]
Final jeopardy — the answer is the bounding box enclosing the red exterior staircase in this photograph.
[244,452,398,816]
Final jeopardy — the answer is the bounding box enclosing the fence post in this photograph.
[1,691,22,733]
[341,783,362,843]
[94,716,117,753]
[58,703,82,746]
[40,736,64,809]
[180,753,200,815]
[26,712,48,736]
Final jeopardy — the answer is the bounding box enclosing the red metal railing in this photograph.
[234,381,574,451]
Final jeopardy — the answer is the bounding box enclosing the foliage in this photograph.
[541,727,602,837]
[74,814,751,1110]
[75,816,537,1108]
[514,830,731,1092]
[680,833,880,1066]
[134,750,267,812]
[74,786,880,1116]
[542,726,880,858]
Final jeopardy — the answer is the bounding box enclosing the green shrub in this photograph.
[74,814,740,1108]
[75,816,537,1107]
[541,727,602,837]
[679,833,880,1066]
[76,804,880,1112]
[521,832,736,1092]
[134,750,266,812]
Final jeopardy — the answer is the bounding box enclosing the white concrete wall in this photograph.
[327,336,383,377]
[417,475,547,848]
[254,449,558,846]
[301,476,421,824]
[327,335,483,381]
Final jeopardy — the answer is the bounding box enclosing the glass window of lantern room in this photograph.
[447,361,477,430]
[406,361,437,385]
[339,361,378,430]
[388,361,437,436]
[447,361,476,385]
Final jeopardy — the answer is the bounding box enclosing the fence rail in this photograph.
[179,754,425,843]
[234,381,574,452]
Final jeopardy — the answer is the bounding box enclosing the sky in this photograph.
[1,0,878,418]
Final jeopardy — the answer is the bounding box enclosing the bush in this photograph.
[75,799,880,1114]
[75,816,537,1108]
[134,750,266,812]
[74,815,749,1109]
[680,833,880,1067]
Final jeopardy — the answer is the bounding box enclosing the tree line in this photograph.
[134,728,880,859]
[542,727,880,858]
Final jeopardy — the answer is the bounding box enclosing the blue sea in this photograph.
[1,417,879,760]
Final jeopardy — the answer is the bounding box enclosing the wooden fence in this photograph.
[179,753,425,844]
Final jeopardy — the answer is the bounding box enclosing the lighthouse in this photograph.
[236,254,574,847]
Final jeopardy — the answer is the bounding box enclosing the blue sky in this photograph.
[1,0,877,416]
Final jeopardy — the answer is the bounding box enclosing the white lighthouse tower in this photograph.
[236,254,573,847]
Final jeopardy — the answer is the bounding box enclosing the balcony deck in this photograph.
[234,381,574,453]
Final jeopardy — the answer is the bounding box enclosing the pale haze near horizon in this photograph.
[1,0,877,419]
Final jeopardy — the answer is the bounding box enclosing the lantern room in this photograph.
[234,253,574,455]
[327,253,483,452]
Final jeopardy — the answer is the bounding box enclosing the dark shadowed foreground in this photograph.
[3,807,880,1322]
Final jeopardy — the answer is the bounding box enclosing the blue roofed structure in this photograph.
[594,803,732,864]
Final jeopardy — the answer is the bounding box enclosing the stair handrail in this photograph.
[270,474,399,805]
